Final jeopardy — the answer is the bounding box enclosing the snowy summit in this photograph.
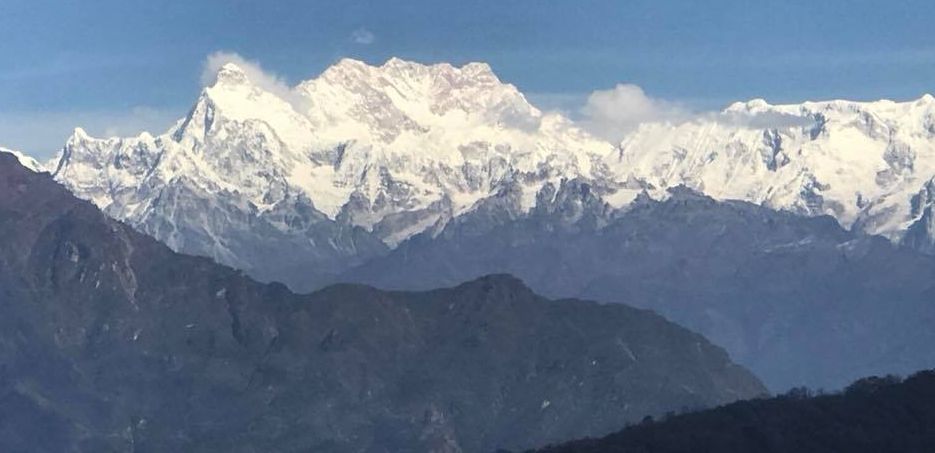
[45,57,935,287]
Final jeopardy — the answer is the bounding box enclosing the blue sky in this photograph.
[2,0,935,156]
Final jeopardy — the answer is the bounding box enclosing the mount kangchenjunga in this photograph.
[41,58,935,290]
[47,59,618,290]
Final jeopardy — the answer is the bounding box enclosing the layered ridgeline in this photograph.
[43,58,935,291]
[0,153,764,452]
[345,185,935,391]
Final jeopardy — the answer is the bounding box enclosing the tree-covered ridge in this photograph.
[531,370,935,453]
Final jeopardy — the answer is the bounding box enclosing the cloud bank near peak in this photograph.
[571,84,816,143]
[578,84,691,142]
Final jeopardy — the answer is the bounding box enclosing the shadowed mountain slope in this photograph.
[0,154,764,452]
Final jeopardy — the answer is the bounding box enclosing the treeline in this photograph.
[528,370,935,453]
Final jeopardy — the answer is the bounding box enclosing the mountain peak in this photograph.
[212,62,251,87]
[380,56,417,69]
[461,61,495,77]
[67,127,92,144]
[322,58,370,77]
[335,57,368,68]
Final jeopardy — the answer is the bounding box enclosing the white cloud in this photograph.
[579,84,690,142]
[350,28,376,45]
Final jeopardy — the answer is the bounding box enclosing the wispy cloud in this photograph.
[200,51,314,111]
[350,28,376,45]
[201,51,293,92]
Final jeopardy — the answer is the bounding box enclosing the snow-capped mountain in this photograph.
[45,56,935,289]
[613,95,935,251]
[48,58,616,290]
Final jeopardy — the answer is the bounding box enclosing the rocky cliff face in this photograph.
[0,154,765,452]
